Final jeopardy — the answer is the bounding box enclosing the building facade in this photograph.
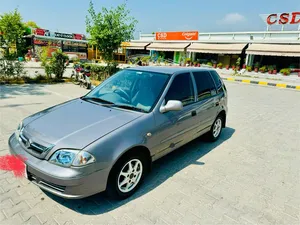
[127,12,300,71]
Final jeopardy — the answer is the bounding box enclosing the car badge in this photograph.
[26,139,32,148]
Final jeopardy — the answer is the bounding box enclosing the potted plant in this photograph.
[207,62,213,67]
[226,65,230,70]
[217,63,223,69]
[259,66,267,73]
[268,65,273,74]
[254,62,260,72]
[197,60,201,67]
[246,66,252,72]
[273,65,277,74]
[185,58,191,66]
[236,57,241,71]
[231,64,236,70]
[280,68,291,76]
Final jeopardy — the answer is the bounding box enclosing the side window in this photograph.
[165,73,195,106]
[209,71,224,93]
[193,71,217,101]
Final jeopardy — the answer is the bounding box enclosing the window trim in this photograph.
[163,72,196,108]
[208,70,224,94]
[191,70,218,102]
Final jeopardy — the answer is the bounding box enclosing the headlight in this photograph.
[72,151,96,167]
[49,149,95,167]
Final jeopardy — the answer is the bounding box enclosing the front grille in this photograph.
[28,171,66,193]
[19,130,51,154]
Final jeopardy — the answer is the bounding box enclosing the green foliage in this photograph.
[88,63,120,80]
[86,1,137,63]
[50,50,69,78]
[236,57,241,66]
[280,68,291,75]
[24,21,39,28]
[259,66,267,73]
[0,58,25,79]
[267,65,274,71]
[254,62,260,68]
[207,62,213,66]
[246,66,252,72]
[217,62,223,68]
[0,9,25,56]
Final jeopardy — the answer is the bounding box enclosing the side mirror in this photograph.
[160,100,183,113]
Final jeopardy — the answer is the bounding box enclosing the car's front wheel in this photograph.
[106,153,147,199]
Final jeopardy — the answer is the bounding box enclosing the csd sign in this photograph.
[156,31,198,41]
[266,12,300,25]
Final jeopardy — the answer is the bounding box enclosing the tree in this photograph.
[24,21,39,28]
[50,50,69,79]
[0,9,25,56]
[86,1,137,74]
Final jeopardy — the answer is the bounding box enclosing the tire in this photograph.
[71,74,79,85]
[206,115,223,142]
[106,153,148,200]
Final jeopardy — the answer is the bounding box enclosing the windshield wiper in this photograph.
[112,104,147,113]
[81,97,114,105]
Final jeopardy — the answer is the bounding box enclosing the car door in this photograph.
[191,71,219,137]
[152,72,197,159]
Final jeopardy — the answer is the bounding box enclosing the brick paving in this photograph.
[0,82,299,225]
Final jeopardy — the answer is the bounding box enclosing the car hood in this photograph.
[22,98,142,149]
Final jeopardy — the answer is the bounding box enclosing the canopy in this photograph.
[246,44,300,57]
[126,42,150,50]
[147,42,190,52]
[187,43,247,54]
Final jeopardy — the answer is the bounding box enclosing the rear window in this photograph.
[209,71,224,93]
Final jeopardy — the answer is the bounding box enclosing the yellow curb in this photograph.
[276,83,287,88]
[242,80,250,83]
[295,86,300,90]
[258,81,268,85]
[227,77,235,81]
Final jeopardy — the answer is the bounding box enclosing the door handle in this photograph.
[191,111,197,117]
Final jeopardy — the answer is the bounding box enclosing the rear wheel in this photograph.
[206,115,223,141]
[106,153,147,199]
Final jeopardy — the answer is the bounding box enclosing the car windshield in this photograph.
[84,69,170,112]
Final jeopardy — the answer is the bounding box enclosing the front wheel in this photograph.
[206,115,223,141]
[106,153,147,199]
[71,74,79,85]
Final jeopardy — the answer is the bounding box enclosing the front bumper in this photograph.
[8,133,110,199]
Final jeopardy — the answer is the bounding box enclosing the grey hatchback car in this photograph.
[9,67,227,199]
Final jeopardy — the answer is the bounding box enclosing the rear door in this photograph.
[191,70,219,135]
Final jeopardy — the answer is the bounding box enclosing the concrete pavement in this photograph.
[0,82,299,225]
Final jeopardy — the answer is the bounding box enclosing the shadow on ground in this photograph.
[45,127,235,215]
[0,84,49,99]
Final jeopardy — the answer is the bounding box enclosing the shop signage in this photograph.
[63,41,87,47]
[33,28,86,40]
[155,31,199,41]
[265,12,300,25]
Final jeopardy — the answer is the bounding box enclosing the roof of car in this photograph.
[125,66,215,75]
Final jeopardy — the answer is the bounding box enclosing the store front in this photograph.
[26,28,88,60]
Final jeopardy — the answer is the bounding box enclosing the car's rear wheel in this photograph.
[106,153,147,199]
[206,115,223,141]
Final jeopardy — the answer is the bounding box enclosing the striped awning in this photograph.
[147,42,190,52]
[246,44,300,57]
[126,42,150,50]
[187,43,247,54]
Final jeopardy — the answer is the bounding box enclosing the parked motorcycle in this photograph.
[71,65,91,89]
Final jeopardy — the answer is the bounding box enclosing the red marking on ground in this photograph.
[0,155,27,177]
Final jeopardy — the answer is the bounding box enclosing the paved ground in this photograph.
[0,82,299,225]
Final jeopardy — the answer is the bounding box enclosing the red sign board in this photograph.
[266,12,300,25]
[156,31,199,41]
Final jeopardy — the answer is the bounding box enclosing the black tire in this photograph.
[106,152,148,200]
[206,115,224,142]
[71,74,79,85]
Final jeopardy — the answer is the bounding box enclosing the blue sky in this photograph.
[1,0,300,38]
